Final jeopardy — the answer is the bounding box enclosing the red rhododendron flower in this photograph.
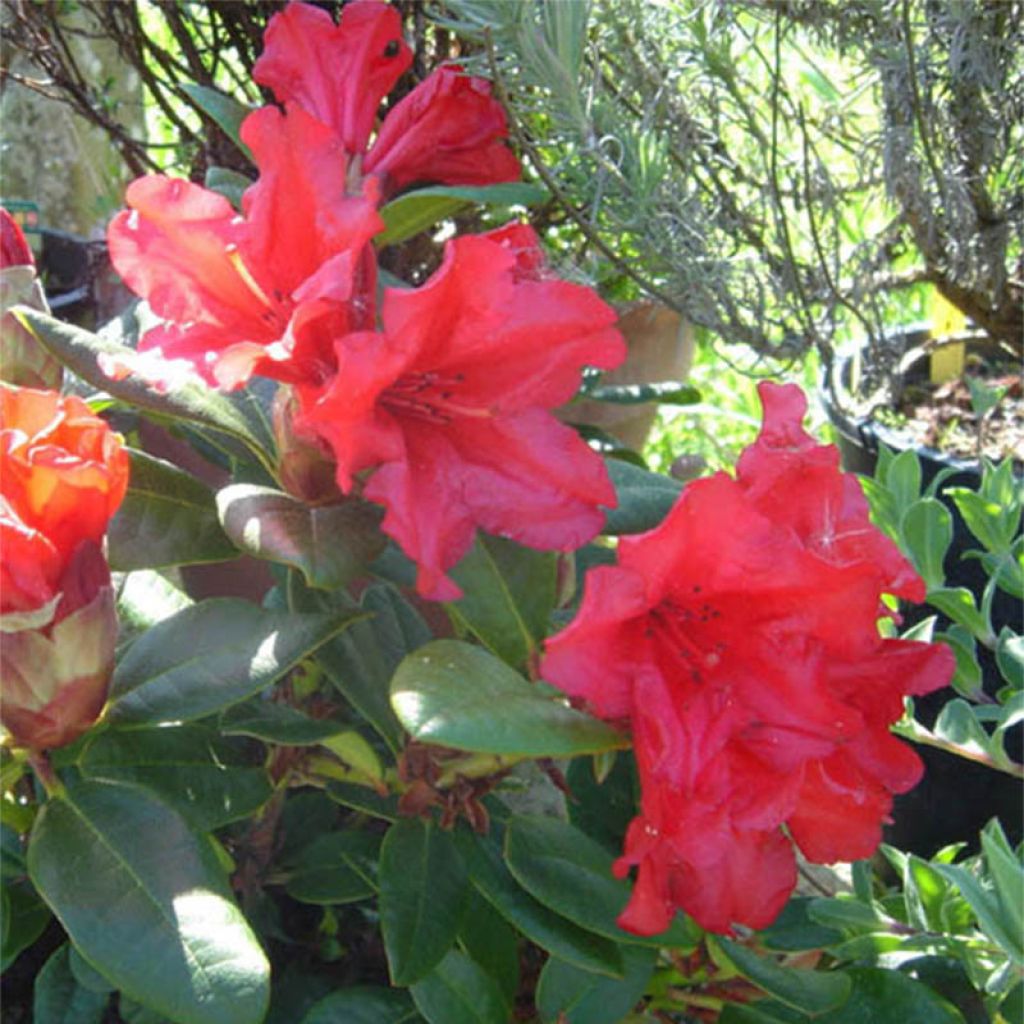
[1,387,129,749]
[254,1,519,196]
[107,105,382,390]
[1,208,33,268]
[295,224,625,600]
[542,382,955,936]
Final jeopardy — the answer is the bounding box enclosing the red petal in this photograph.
[253,0,410,154]
[365,67,521,193]
[1,207,34,268]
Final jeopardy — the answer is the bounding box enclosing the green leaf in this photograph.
[996,629,1024,689]
[109,449,237,571]
[1,880,51,972]
[937,627,984,698]
[602,458,683,534]
[410,950,509,1024]
[886,449,923,514]
[807,896,887,932]
[116,570,194,638]
[220,699,349,745]
[821,966,964,1023]
[300,986,421,1024]
[458,889,520,1010]
[325,782,399,822]
[710,936,850,1014]
[454,828,625,978]
[180,83,255,161]
[504,815,699,950]
[377,183,547,247]
[947,487,1017,555]
[756,897,844,953]
[566,752,637,856]
[12,308,272,468]
[903,855,949,932]
[447,534,557,668]
[536,945,656,1024]
[28,778,269,1024]
[932,700,999,767]
[109,598,364,725]
[284,829,381,906]
[899,498,952,590]
[927,588,994,645]
[204,166,251,210]
[78,724,272,831]
[33,944,109,1024]
[584,381,701,406]
[392,640,628,757]
[68,944,114,994]
[980,820,1024,959]
[296,581,422,754]
[379,818,467,986]
[217,486,385,590]
[932,859,1021,964]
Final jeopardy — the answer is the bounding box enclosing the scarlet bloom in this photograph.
[541,382,954,936]
[1,208,33,268]
[107,105,382,390]
[295,224,626,600]
[254,1,520,197]
[1,387,129,750]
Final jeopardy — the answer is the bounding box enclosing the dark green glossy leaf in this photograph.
[0,879,51,972]
[448,534,557,668]
[458,889,520,1010]
[454,828,625,977]
[710,936,850,1014]
[33,944,109,1024]
[504,815,699,950]
[300,986,422,1024]
[12,308,271,466]
[204,166,251,210]
[284,829,381,906]
[757,897,844,953]
[822,966,964,1023]
[566,752,637,856]
[377,183,547,246]
[109,450,236,571]
[296,581,424,753]
[218,487,385,590]
[585,381,700,406]
[68,944,114,994]
[180,83,254,161]
[410,950,508,1024]
[78,725,272,830]
[325,782,399,822]
[220,699,349,745]
[379,818,467,985]
[602,458,683,534]
[536,945,656,1024]
[28,778,269,1024]
[109,598,364,725]
[392,640,627,757]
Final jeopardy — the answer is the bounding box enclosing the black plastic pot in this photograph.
[820,331,1022,854]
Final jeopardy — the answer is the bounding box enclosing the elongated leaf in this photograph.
[934,862,1022,963]
[218,486,385,590]
[454,828,625,977]
[584,381,700,406]
[504,815,699,950]
[458,890,520,1009]
[448,534,557,667]
[34,944,109,1024]
[0,880,51,972]
[602,458,683,535]
[326,781,400,822]
[818,966,963,1023]
[284,830,381,905]
[927,587,994,645]
[377,183,547,247]
[379,819,467,986]
[392,640,627,757]
[536,945,656,1024]
[295,581,420,753]
[180,83,255,161]
[78,724,272,830]
[109,449,237,571]
[13,308,272,465]
[899,498,952,591]
[300,986,421,1024]
[220,699,348,745]
[410,950,508,1024]
[109,598,365,725]
[28,778,269,1024]
[710,936,850,1014]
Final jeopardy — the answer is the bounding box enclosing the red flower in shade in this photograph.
[541,382,955,936]
[294,224,626,600]
[1,387,129,749]
[254,1,519,196]
[107,105,382,390]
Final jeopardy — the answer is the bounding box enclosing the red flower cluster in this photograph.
[542,383,955,936]
[1,387,128,749]
[107,0,623,598]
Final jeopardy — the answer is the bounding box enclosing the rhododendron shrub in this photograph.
[542,383,956,935]
[4,5,1000,1024]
